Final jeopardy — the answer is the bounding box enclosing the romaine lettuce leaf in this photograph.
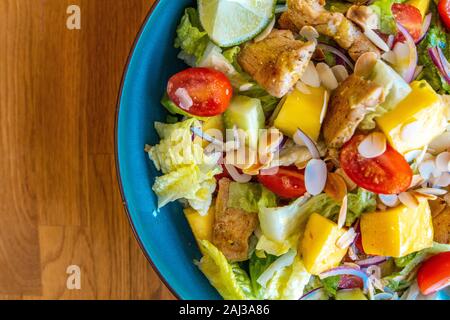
[148,119,221,215]
[249,252,277,299]
[346,188,377,226]
[263,255,311,300]
[383,242,450,292]
[227,182,277,213]
[417,3,450,94]
[197,240,254,300]
[174,8,209,64]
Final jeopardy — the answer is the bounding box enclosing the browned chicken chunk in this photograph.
[238,29,316,98]
[279,0,380,61]
[322,74,385,148]
[430,198,450,244]
[213,178,258,262]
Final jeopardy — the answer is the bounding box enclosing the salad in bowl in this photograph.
[144,0,450,300]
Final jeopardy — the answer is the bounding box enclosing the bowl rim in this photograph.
[114,0,181,300]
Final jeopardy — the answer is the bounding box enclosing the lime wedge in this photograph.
[198,0,276,47]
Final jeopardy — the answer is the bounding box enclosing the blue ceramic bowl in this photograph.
[116,0,450,300]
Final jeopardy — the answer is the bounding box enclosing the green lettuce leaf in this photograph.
[147,119,221,215]
[346,188,377,226]
[174,8,209,64]
[370,0,407,34]
[321,275,341,297]
[249,252,278,299]
[263,255,311,300]
[417,3,450,94]
[197,240,254,300]
[227,182,277,213]
[383,242,450,292]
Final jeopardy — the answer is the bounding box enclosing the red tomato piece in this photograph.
[167,67,233,117]
[417,251,450,295]
[258,166,306,199]
[340,135,413,195]
[438,0,450,30]
[339,275,364,290]
[392,3,423,42]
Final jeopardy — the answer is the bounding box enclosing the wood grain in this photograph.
[0,0,175,299]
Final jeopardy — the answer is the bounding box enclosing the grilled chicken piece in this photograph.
[323,74,385,148]
[238,29,316,98]
[430,198,450,244]
[213,178,258,262]
[279,0,380,61]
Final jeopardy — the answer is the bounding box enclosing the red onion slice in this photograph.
[355,256,387,267]
[320,266,370,291]
[224,164,252,183]
[428,47,450,84]
[416,13,432,44]
[293,128,321,159]
[395,22,418,83]
[318,43,354,70]
[299,287,328,300]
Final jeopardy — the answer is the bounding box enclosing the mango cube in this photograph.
[301,213,348,275]
[376,81,447,154]
[407,0,431,17]
[360,198,434,258]
[184,206,215,247]
[273,86,326,140]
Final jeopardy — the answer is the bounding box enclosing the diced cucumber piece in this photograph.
[223,95,265,149]
[369,60,412,112]
[335,289,368,300]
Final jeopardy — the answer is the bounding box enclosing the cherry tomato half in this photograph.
[392,3,423,42]
[167,67,233,117]
[340,135,413,195]
[258,166,306,199]
[438,0,450,30]
[417,251,450,295]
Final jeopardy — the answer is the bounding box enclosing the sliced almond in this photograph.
[429,132,450,154]
[254,18,276,42]
[419,159,437,180]
[432,172,450,187]
[300,62,321,88]
[409,174,425,189]
[316,63,339,90]
[305,159,328,196]
[319,90,329,124]
[324,172,348,202]
[300,26,319,42]
[354,52,378,78]
[416,187,447,196]
[399,192,419,209]
[364,28,390,52]
[331,65,349,83]
[411,191,437,201]
[436,151,450,172]
[379,194,400,207]
[295,81,312,94]
[337,195,348,229]
[357,132,387,159]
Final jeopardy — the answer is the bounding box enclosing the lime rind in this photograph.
[198,0,277,48]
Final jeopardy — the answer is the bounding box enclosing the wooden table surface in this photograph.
[0,0,175,299]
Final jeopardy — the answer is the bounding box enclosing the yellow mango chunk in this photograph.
[360,198,434,258]
[376,81,447,154]
[407,0,430,17]
[273,86,326,140]
[301,213,348,275]
[184,206,215,247]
